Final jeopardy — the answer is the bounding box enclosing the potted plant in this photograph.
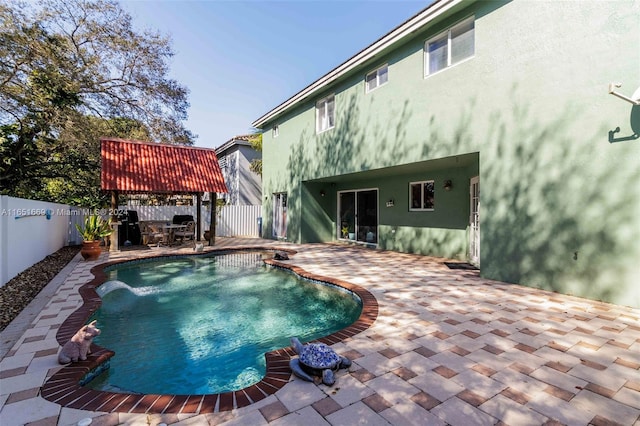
[76,215,113,261]
[341,223,355,240]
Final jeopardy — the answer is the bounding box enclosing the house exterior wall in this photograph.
[218,144,262,205]
[237,145,262,205]
[259,0,640,307]
[219,149,239,204]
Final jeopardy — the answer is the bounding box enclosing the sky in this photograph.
[121,0,429,149]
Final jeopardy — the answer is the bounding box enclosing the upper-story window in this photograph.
[365,64,388,93]
[273,125,279,138]
[425,17,474,76]
[316,94,335,133]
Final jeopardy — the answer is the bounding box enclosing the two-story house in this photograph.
[252,0,639,307]
[215,135,262,205]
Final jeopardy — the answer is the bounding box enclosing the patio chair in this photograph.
[139,222,150,245]
[142,222,165,246]
[174,221,196,243]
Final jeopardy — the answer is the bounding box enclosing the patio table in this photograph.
[139,220,166,245]
[162,224,187,246]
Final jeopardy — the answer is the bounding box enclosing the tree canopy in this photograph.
[0,0,195,206]
[248,132,262,176]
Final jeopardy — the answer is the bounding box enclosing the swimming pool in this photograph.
[86,252,362,395]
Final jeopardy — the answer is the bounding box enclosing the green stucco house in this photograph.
[252,0,640,308]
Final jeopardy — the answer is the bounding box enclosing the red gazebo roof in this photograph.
[100,138,228,194]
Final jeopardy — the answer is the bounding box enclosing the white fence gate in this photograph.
[216,205,261,237]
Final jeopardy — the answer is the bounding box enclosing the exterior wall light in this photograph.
[320,189,326,197]
[443,180,453,191]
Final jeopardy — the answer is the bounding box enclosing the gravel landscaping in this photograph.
[0,246,80,331]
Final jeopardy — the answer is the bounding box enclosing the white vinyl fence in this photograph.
[216,205,262,237]
[121,204,261,238]
[0,196,88,287]
[0,196,261,287]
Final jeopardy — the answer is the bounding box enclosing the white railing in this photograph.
[121,204,262,238]
[0,196,85,287]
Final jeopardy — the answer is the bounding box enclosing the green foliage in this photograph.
[75,214,113,241]
[248,132,263,176]
[0,0,196,205]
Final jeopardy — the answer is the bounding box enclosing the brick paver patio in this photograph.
[1,238,639,425]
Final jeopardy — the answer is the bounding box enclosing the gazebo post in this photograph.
[196,193,202,241]
[209,192,216,246]
[110,190,119,252]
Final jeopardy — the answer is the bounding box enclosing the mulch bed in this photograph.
[0,245,80,331]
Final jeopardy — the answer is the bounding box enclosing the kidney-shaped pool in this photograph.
[86,251,362,395]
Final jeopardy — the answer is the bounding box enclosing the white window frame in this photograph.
[365,63,388,93]
[409,180,435,211]
[316,94,335,133]
[424,16,475,77]
[272,124,279,138]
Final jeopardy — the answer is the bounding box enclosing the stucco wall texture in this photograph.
[259,0,640,307]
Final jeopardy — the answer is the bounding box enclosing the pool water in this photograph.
[87,252,362,395]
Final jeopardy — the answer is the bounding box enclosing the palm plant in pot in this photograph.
[76,215,113,261]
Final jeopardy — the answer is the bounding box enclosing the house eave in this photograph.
[251,0,468,129]
[215,135,253,155]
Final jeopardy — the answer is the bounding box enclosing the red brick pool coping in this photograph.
[40,248,379,414]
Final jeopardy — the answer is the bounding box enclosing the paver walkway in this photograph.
[1,238,639,426]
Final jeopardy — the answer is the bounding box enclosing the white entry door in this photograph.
[469,176,480,266]
[272,193,287,239]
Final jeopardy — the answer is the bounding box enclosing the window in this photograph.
[409,180,435,211]
[316,94,335,133]
[272,125,279,138]
[425,17,474,76]
[365,64,388,92]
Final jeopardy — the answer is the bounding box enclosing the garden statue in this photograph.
[58,320,101,364]
[289,337,351,386]
[274,251,289,260]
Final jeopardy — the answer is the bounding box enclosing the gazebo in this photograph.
[100,137,228,251]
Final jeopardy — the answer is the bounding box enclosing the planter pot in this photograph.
[348,233,356,240]
[80,240,102,261]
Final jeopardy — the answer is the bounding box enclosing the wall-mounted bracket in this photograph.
[608,83,640,105]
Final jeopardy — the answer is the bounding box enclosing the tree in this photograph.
[248,132,262,176]
[39,116,152,206]
[0,0,195,206]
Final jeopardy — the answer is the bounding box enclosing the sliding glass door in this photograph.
[338,189,378,244]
